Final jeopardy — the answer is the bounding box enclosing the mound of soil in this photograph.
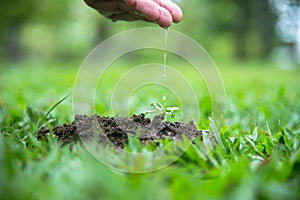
[38,113,211,149]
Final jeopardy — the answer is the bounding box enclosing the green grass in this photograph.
[1,60,300,199]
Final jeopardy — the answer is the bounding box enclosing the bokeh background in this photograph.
[1,0,300,67]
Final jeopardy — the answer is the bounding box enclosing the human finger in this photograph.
[156,7,173,27]
[132,0,173,27]
[134,0,160,21]
[152,0,183,23]
[125,0,180,26]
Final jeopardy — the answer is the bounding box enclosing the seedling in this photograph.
[145,102,180,118]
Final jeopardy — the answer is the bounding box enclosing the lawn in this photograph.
[0,59,300,200]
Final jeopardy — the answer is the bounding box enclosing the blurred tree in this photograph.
[178,0,277,60]
[233,0,252,59]
[0,0,76,62]
[0,0,39,61]
[256,0,277,57]
[233,0,277,59]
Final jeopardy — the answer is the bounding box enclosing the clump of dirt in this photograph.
[38,113,211,149]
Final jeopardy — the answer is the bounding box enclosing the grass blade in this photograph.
[209,117,227,154]
[44,95,69,118]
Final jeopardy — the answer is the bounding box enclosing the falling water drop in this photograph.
[162,28,168,106]
[163,28,168,77]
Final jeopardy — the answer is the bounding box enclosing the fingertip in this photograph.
[157,8,173,28]
[172,5,183,23]
[152,0,183,23]
[135,0,160,21]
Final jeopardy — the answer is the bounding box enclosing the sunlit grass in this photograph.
[0,60,300,199]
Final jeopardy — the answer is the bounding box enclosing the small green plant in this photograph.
[145,102,180,118]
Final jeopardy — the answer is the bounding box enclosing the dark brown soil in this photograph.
[38,113,211,149]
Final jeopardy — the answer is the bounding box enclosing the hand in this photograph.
[84,0,183,28]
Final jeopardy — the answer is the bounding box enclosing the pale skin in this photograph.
[84,0,183,27]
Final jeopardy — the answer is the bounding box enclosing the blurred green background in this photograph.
[1,0,300,130]
[1,0,299,65]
